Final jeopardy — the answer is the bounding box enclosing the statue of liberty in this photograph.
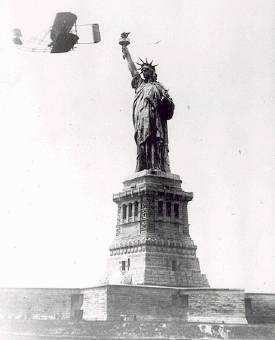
[121,33,175,172]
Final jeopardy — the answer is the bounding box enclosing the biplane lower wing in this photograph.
[50,32,79,53]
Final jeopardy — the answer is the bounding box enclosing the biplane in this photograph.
[12,12,101,53]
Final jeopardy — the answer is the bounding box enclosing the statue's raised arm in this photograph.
[120,32,175,173]
[122,46,138,77]
[120,32,137,77]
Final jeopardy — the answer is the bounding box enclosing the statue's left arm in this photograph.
[160,89,175,120]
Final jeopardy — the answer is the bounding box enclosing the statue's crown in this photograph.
[136,58,158,72]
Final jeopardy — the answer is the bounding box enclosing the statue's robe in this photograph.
[131,72,174,172]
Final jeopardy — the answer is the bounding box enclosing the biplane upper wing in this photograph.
[50,12,77,41]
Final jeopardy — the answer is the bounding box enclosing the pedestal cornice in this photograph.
[113,171,193,203]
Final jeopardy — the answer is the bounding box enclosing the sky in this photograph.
[0,0,274,293]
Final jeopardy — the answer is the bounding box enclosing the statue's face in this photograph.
[142,67,153,81]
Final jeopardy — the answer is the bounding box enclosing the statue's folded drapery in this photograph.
[131,72,174,172]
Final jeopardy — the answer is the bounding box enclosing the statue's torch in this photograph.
[119,32,130,59]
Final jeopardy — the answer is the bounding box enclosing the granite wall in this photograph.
[81,285,247,324]
[1,286,274,324]
[81,286,107,320]
[245,293,275,324]
[0,288,80,320]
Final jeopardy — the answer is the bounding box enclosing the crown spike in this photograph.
[138,57,144,64]
[136,57,158,72]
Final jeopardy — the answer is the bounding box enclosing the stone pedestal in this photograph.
[100,170,209,287]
